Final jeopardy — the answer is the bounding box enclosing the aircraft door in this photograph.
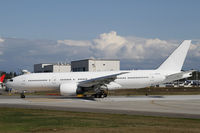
[150,74,155,86]
[20,77,26,89]
[51,76,57,85]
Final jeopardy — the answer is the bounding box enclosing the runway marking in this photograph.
[150,100,197,111]
[25,98,94,103]
[25,98,68,103]
[150,100,175,110]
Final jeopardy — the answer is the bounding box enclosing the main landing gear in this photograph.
[20,92,25,98]
[93,91,107,98]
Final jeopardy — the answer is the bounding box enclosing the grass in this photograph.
[109,87,200,96]
[0,107,200,133]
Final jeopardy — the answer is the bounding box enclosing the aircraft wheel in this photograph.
[20,93,25,98]
[97,94,101,98]
[94,94,101,98]
[94,92,106,98]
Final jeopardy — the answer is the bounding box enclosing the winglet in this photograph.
[157,40,191,72]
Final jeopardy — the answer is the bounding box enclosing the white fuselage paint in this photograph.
[6,70,169,92]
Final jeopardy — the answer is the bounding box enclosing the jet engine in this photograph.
[60,83,83,96]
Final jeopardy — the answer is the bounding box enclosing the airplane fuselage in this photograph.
[6,70,166,93]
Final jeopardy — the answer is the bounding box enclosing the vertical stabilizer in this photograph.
[157,40,191,72]
[0,74,5,83]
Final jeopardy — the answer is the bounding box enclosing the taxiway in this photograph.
[0,95,200,119]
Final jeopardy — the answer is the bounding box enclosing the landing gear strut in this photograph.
[94,91,108,98]
[20,93,25,98]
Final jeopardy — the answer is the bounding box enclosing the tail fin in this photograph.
[0,74,5,83]
[157,40,191,72]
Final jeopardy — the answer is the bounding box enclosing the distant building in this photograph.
[44,64,71,73]
[34,64,52,73]
[34,59,120,73]
[0,71,5,75]
[34,63,71,73]
[71,59,120,72]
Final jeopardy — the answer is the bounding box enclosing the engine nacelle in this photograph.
[60,83,83,96]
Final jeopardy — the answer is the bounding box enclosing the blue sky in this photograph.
[1,0,200,40]
[0,0,200,72]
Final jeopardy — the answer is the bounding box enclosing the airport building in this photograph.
[34,64,52,73]
[71,59,120,72]
[34,59,120,73]
[34,63,71,73]
[43,64,71,73]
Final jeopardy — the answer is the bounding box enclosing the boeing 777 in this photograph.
[6,40,193,98]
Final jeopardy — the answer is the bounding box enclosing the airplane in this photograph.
[5,40,194,98]
[0,74,6,90]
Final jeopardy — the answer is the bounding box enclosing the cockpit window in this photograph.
[9,79,13,82]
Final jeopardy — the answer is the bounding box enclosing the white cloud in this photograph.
[0,38,4,43]
[189,42,200,57]
[57,40,91,47]
[56,31,200,60]
[90,31,178,59]
[1,32,200,71]
[93,31,127,50]
[92,31,128,58]
[145,38,168,47]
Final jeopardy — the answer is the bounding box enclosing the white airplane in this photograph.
[6,40,194,98]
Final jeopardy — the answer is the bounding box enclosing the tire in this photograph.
[97,94,101,98]
[20,94,25,98]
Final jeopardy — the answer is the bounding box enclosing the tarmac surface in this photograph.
[0,95,200,119]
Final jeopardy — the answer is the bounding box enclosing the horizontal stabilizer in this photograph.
[162,70,195,83]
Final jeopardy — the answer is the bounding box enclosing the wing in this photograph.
[78,72,128,88]
[163,70,195,83]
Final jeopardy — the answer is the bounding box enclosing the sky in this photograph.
[0,0,200,72]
